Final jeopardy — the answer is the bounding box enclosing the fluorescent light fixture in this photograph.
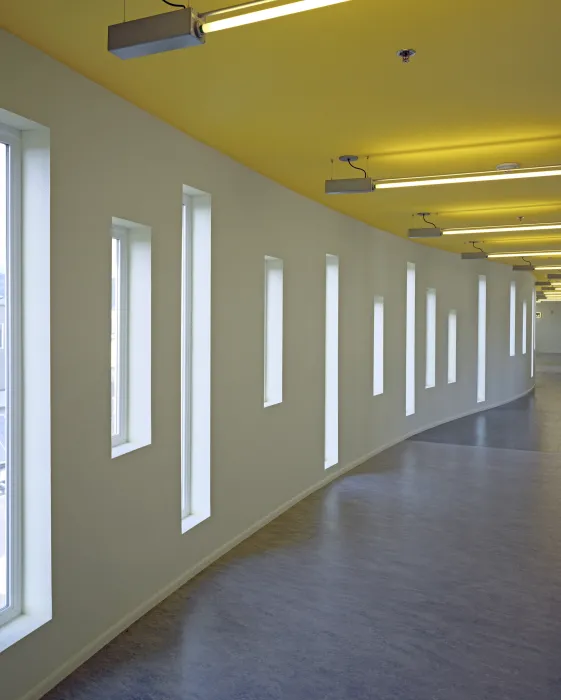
[536,265,561,270]
[325,177,374,194]
[548,274,561,279]
[202,0,350,33]
[444,222,561,236]
[374,166,561,190]
[512,265,535,271]
[488,250,561,259]
[461,252,488,259]
[408,227,443,238]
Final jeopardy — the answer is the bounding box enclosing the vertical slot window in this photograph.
[264,257,283,407]
[477,275,487,403]
[111,231,128,446]
[373,296,384,396]
[531,290,536,378]
[448,310,457,384]
[0,128,22,626]
[182,192,211,530]
[425,288,436,388]
[405,262,416,416]
[324,254,339,469]
[509,281,516,356]
[522,299,527,355]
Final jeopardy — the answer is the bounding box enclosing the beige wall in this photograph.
[0,31,535,700]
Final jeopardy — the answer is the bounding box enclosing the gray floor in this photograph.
[45,372,561,700]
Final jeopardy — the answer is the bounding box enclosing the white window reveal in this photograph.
[425,288,436,388]
[447,310,457,384]
[325,254,339,469]
[405,262,416,416]
[0,126,22,628]
[509,281,516,357]
[477,275,487,403]
[373,296,384,396]
[182,190,211,532]
[522,299,527,355]
[264,256,283,407]
[110,221,151,459]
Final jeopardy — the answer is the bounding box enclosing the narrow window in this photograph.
[182,192,211,530]
[0,324,4,350]
[448,310,457,384]
[325,254,339,469]
[111,230,128,447]
[522,299,527,355]
[373,296,384,396]
[110,222,151,459]
[0,127,22,626]
[405,262,416,416]
[425,288,436,388]
[531,289,536,378]
[477,275,487,403]
[509,281,516,356]
[264,256,283,407]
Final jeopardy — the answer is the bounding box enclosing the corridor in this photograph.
[46,370,561,700]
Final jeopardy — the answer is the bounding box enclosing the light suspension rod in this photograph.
[443,222,561,236]
[202,0,350,33]
[374,165,561,190]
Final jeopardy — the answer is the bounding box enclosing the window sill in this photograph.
[264,399,282,408]
[112,440,150,460]
[181,511,210,535]
[0,612,50,655]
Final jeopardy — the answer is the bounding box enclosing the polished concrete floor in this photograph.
[45,371,561,700]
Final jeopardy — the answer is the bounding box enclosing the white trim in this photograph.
[181,192,211,527]
[110,228,129,448]
[15,382,534,700]
[0,124,23,630]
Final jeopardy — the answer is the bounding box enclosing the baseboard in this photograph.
[20,383,534,700]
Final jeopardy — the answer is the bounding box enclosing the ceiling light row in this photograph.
[109,0,350,59]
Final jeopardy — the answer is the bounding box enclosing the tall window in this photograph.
[0,127,22,626]
[111,229,128,447]
[325,254,339,469]
[182,193,211,529]
[477,275,487,403]
[405,263,416,416]
[373,296,384,396]
[448,310,457,384]
[509,281,516,356]
[522,299,527,355]
[531,289,536,378]
[425,288,436,388]
[264,256,283,407]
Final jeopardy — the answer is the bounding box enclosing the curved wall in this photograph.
[0,31,535,700]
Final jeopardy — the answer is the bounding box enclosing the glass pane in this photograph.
[111,237,120,438]
[0,143,7,611]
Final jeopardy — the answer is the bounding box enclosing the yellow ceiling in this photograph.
[2,0,561,275]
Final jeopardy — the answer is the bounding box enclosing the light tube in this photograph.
[375,166,561,190]
[488,250,561,259]
[535,266,561,270]
[444,222,561,236]
[202,0,350,33]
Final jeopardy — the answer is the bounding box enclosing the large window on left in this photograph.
[0,127,22,627]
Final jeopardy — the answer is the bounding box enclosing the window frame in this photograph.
[425,288,436,389]
[0,123,23,630]
[373,296,384,396]
[111,226,129,449]
[447,309,457,384]
[263,256,284,408]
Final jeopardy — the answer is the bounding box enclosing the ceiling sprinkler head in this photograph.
[397,49,416,63]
